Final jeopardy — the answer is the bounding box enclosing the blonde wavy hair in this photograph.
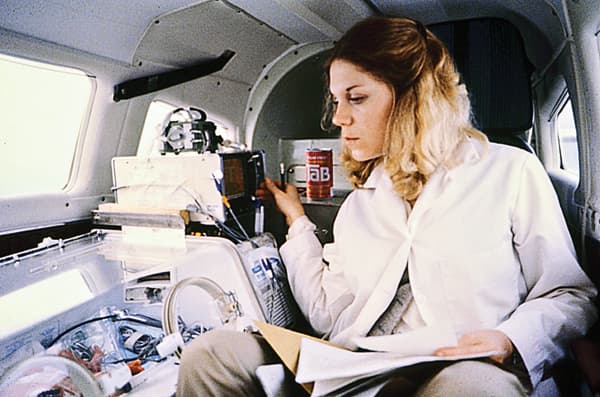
[321,17,488,202]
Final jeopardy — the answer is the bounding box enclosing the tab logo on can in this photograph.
[305,148,333,199]
[307,163,331,183]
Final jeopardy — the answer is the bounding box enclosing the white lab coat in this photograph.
[280,139,597,387]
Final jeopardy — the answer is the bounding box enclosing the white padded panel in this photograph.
[156,74,251,135]
[228,0,333,42]
[228,0,374,42]
[0,0,205,64]
[301,0,372,32]
[134,0,294,85]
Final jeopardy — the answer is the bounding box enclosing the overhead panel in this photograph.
[227,0,332,42]
[342,0,380,20]
[298,0,375,35]
[134,0,294,85]
[272,0,344,38]
[370,0,449,23]
[228,0,375,42]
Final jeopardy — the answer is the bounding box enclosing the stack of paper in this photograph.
[256,322,498,397]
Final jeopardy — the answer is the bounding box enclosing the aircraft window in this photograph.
[0,54,92,195]
[137,100,237,157]
[556,98,580,176]
[0,269,92,338]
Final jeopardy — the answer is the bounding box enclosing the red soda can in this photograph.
[305,148,333,199]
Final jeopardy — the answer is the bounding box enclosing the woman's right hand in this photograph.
[257,177,305,226]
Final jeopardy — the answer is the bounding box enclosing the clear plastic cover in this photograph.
[0,355,103,397]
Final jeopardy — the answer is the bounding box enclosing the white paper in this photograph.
[296,338,500,396]
[352,324,457,355]
[310,375,388,397]
[296,338,442,383]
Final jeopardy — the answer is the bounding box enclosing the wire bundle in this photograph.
[118,325,162,361]
[177,316,212,343]
[162,277,241,358]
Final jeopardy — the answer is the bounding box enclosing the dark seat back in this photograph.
[429,18,535,152]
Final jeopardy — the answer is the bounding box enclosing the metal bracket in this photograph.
[92,210,187,229]
[113,49,235,101]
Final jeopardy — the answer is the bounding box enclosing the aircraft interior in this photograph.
[1,1,600,396]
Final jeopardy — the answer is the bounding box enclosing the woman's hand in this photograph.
[256,177,305,226]
[434,329,514,364]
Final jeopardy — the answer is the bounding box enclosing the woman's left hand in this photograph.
[434,329,513,364]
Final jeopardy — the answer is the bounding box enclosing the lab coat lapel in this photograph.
[343,170,454,340]
[407,167,449,231]
[333,169,411,345]
[408,138,481,230]
[333,241,410,346]
[364,164,449,236]
[367,166,411,237]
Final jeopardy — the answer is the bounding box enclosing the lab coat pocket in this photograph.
[441,244,520,327]
[444,244,517,287]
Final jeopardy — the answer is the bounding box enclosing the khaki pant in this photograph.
[176,330,529,397]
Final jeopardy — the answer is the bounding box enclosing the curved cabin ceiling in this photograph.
[0,0,567,80]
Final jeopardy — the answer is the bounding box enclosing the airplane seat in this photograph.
[429,18,535,153]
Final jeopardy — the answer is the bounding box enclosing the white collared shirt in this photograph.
[280,139,597,387]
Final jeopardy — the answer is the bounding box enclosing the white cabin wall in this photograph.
[0,0,209,66]
[565,0,600,219]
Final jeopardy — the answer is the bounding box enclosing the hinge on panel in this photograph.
[579,206,600,233]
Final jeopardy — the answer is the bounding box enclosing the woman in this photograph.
[177,17,597,396]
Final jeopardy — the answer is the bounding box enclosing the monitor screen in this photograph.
[223,157,245,199]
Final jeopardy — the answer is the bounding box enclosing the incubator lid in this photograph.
[0,229,255,341]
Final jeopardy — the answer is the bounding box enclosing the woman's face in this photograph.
[329,59,394,162]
